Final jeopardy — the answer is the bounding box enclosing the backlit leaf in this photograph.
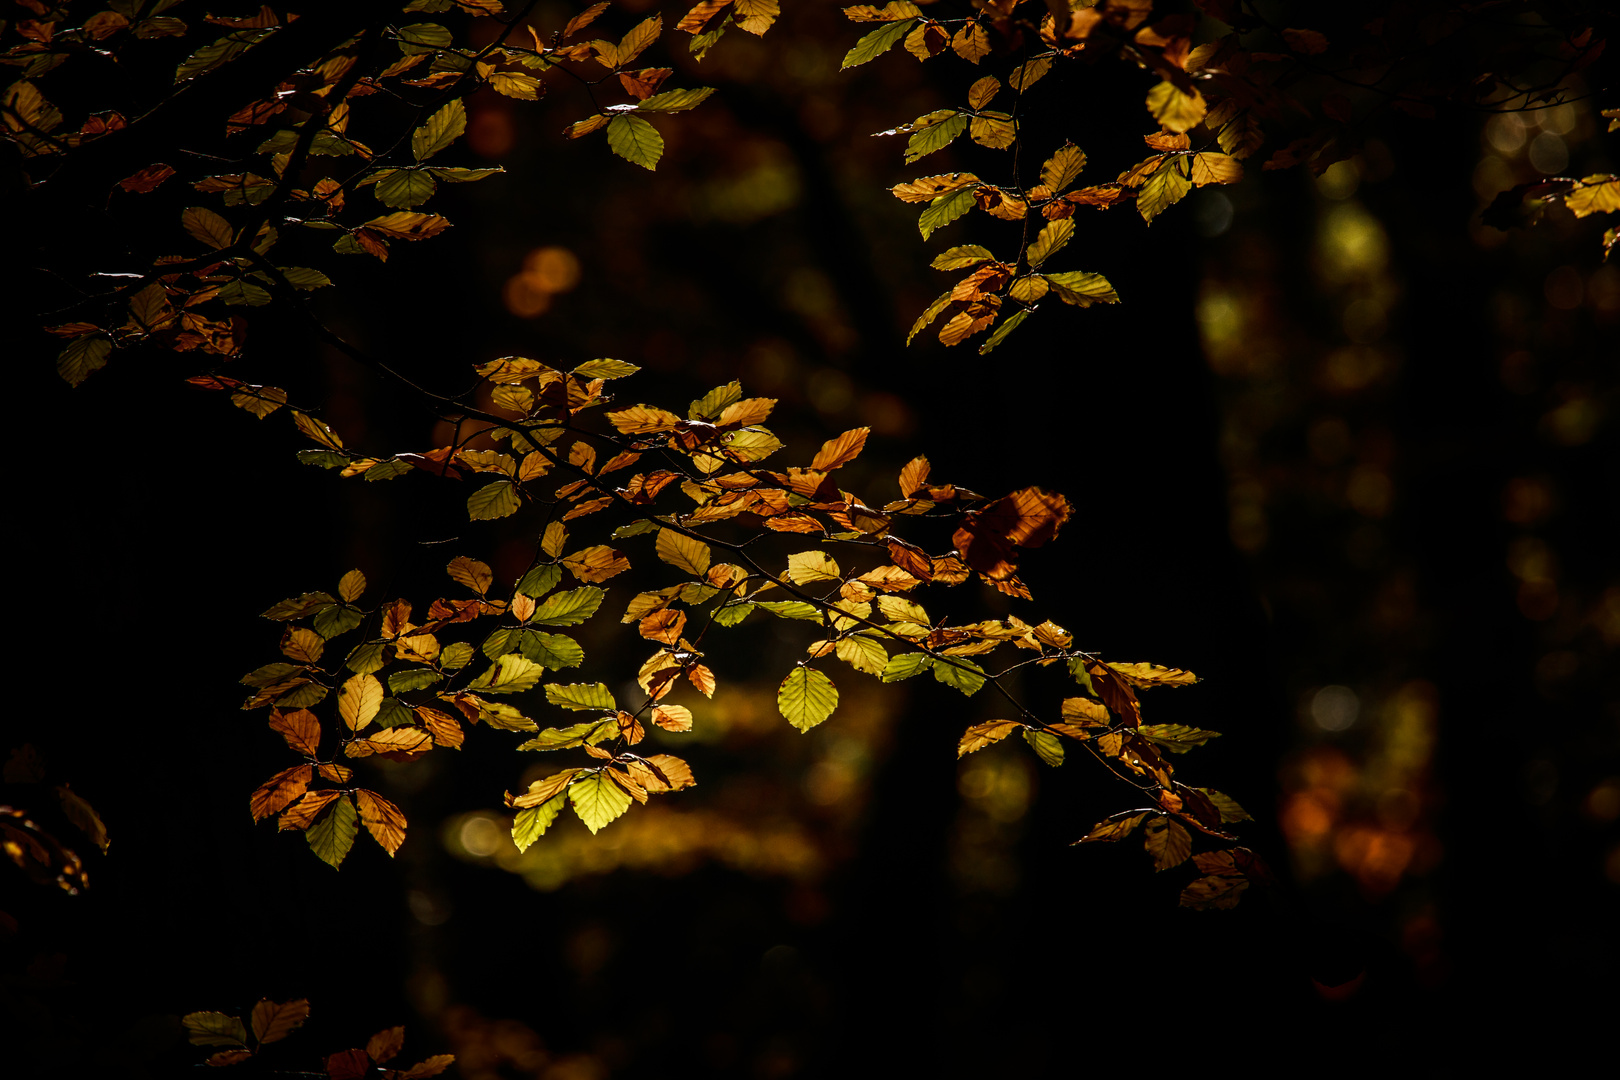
[1146,80,1206,133]
[835,635,888,675]
[1025,218,1073,268]
[607,114,664,170]
[1045,271,1120,306]
[184,1012,249,1047]
[355,789,406,855]
[778,667,838,732]
[518,629,585,669]
[656,528,712,576]
[958,719,1021,756]
[512,793,567,851]
[812,427,869,471]
[904,112,967,163]
[1039,143,1087,194]
[1195,788,1252,823]
[182,206,234,250]
[1023,728,1065,766]
[468,478,521,520]
[270,709,321,756]
[338,569,366,602]
[1144,816,1192,871]
[338,673,384,731]
[469,653,543,694]
[1077,811,1150,843]
[1138,160,1191,223]
[251,998,309,1045]
[307,794,359,868]
[1139,723,1220,753]
[637,87,716,113]
[412,99,467,161]
[561,545,631,583]
[530,587,605,627]
[842,17,916,68]
[932,658,985,696]
[570,771,632,833]
[919,187,975,240]
[787,550,841,585]
[544,682,616,711]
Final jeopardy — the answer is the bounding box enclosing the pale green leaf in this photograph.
[468,480,521,520]
[412,99,467,161]
[530,587,604,627]
[512,793,567,851]
[1023,728,1065,766]
[919,186,974,240]
[307,795,359,868]
[544,682,615,711]
[570,772,632,833]
[842,18,916,69]
[778,667,838,732]
[932,658,985,696]
[607,114,664,170]
[636,87,716,112]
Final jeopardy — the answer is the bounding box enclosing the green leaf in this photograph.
[1067,657,1096,694]
[612,520,659,539]
[297,449,349,469]
[241,662,304,688]
[441,642,474,670]
[412,99,467,162]
[842,17,916,69]
[712,602,754,627]
[388,668,443,694]
[397,21,454,54]
[573,358,641,379]
[183,1012,249,1047]
[57,335,112,386]
[530,587,605,627]
[778,667,838,733]
[544,682,615,711]
[516,630,584,669]
[880,652,933,682]
[426,166,504,182]
[1139,723,1221,753]
[753,600,823,623]
[469,654,544,694]
[374,168,438,208]
[1026,218,1074,268]
[374,697,415,728]
[918,187,974,240]
[932,658,985,696]
[175,27,275,83]
[689,380,742,421]
[516,563,562,600]
[280,266,332,290]
[276,683,327,708]
[468,480,522,520]
[978,309,1029,355]
[1138,160,1191,223]
[474,700,538,731]
[313,603,363,639]
[607,114,664,170]
[517,720,615,751]
[905,113,967,164]
[1045,271,1119,307]
[1195,788,1252,823]
[182,206,234,250]
[931,244,994,270]
[570,772,633,833]
[344,641,388,675]
[481,626,516,662]
[512,793,568,851]
[1023,728,1065,766]
[307,795,358,868]
[636,87,716,113]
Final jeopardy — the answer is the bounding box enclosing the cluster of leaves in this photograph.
[2,0,775,387]
[227,347,1260,903]
[1,745,109,895]
[841,0,1614,352]
[183,997,452,1076]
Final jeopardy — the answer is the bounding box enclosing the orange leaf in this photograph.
[639,608,687,644]
[811,427,870,471]
[650,704,693,731]
[268,709,321,757]
[951,487,1071,580]
[415,706,464,748]
[355,789,407,855]
[250,765,312,821]
[278,789,342,831]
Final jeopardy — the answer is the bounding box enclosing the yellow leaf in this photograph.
[446,555,493,594]
[1189,152,1243,186]
[957,719,1021,756]
[787,550,841,585]
[570,771,632,833]
[656,528,712,576]
[338,673,384,731]
[338,568,366,602]
[1146,81,1206,134]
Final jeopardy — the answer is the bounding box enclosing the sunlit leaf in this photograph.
[778,667,838,732]
[607,114,664,170]
[544,682,616,711]
[305,795,359,869]
[570,771,633,833]
[355,789,407,855]
[530,587,605,627]
[842,17,916,68]
[412,99,467,161]
[1144,816,1192,871]
[512,792,567,851]
[1023,728,1065,766]
[932,657,985,696]
[958,719,1021,756]
[338,674,384,731]
[656,528,712,576]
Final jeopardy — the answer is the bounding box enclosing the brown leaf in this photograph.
[1076,811,1150,844]
[560,545,631,583]
[250,765,312,821]
[951,488,1071,580]
[366,1026,405,1064]
[618,67,672,100]
[269,709,321,756]
[278,789,343,832]
[355,789,407,855]
[250,998,309,1045]
[119,163,175,193]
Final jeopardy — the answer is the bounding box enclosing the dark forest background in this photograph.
[6,2,1616,1075]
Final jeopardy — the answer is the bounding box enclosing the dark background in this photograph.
[5,2,1616,1076]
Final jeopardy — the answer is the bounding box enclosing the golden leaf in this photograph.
[250,764,312,821]
[355,789,407,855]
[651,704,693,731]
[656,528,712,576]
[811,427,870,471]
[957,719,1022,756]
[338,673,384,731]
[561,545,631,583]
[269,708,321,756]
